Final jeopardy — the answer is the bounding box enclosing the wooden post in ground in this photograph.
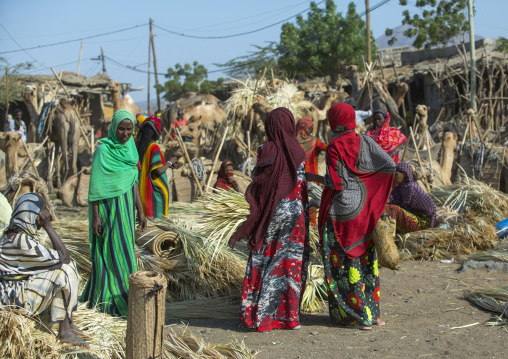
[205,126,229,192]
[77,40,83,76]
[126,271,166,359]
[149,18,161,112]
[409,127,430,191]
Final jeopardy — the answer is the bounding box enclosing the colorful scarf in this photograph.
[88,110,139,202]
[230,107,305,251]
[213,160,237,191]
[389,162,437,227]
[6,193,46,239]
[319,103,396,258]
[296,117,327,175]
[366,110,407,158]
[139,142,169,218]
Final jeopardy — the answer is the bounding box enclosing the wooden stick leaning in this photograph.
[175,128,204,197]
[18,136,49,173]
[5,67,8,105]
[205,126,229,192]
[409,127,430,191]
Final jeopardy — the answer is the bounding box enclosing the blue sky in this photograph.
[1,0,507,107]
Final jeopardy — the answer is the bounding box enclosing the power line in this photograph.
[0,23,38,61]
[0,23,148,55]
[153,0,326,39]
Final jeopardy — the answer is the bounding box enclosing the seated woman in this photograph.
[386,162,437,233]
[213,160,243,193]
[0,193,87,347]
[366,110,406,164]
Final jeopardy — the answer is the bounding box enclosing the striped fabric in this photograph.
[303,138,327,175]
[80,186,138,317]
[0,232,63,280]
[139,143,169,219]
[0,262,81,322]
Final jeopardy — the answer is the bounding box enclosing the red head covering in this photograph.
[319,103,396,258]
[146,116,162,137]
[296,117,315,150]
[366,110,406,158]
[230,107,305,251]
[213,160,237,191]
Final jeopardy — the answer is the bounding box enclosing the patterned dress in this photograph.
[80,186,138,317]
[139,143,169,219]
[240,162,309,332]
[322,221,380,326]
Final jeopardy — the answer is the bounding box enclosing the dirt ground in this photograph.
[167,261,507,359]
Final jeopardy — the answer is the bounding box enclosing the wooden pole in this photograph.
[149,18,161,112]
[467,0,477,113]
[365,0,372,64]
[175,128,204,197]
[205,126,229,192]
[377,53,385,80]
[5,67,8,105]
[468,112,475,179]
[147,23,151,114]
[126,271,166,359]
[77,39,83,76]
[101,46,106,74]
[409,127,430,190]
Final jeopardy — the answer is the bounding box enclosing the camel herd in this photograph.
[1,74,507,203]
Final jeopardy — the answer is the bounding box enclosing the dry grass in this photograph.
[397,176,508,260]
[465,287,508,326]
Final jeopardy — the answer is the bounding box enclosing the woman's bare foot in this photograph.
[70,322,91,341]
[374,320,386,326]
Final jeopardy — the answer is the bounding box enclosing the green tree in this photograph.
[496,37,508,54]
[278,0,376,85]
[385,0,469,49]
[156,61,223,102]
[215,42,280,78]
[0,57,33,105]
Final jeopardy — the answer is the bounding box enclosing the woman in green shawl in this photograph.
[81,110,147,317]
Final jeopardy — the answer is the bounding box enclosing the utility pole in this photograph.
[77,39,83,76]
[365,0,371,63]
[147,22,152,114]
[150,18,161,112]
[467,0,476,113]
[101,46,106,74]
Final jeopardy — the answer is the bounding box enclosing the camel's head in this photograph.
[109,81,121,93]
[441,131,458,148]
[164,140,198,159]
[58,97,72,109]
[396,82,409,94]
[415,105,428,116]
[466,108,476,118]
[178,120,201,142]
[344,65,358,74]
[23,84,37,101]
[0,132,22,151]
[252,102,273,117]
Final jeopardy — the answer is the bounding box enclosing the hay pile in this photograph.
[397,177,508,260]
[465,287,508,326]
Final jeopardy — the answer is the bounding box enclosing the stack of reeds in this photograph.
[397,176,508,260]
[465,287,508,326]
[466,242,508,262]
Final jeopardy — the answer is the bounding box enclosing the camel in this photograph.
[0,132,22,181]
[413,105,435,150]
[109,81,141,117]
[344,65,360,101]
[394,82,409,110]
[439,131,458,185]
[313,90,349,140]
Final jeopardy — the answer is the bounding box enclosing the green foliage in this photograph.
[386,0,469,49]
[496,37,508,54]
[0,57,33,105]
[156,61,223,102]
[215,42,280,78]
[278,0,376,85]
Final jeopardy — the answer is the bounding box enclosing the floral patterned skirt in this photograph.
[385,204,430,233]
[240,199,309,332]
[322,220,380,326]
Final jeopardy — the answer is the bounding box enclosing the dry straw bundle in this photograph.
[397,176,508,260]
[465,287,508,326]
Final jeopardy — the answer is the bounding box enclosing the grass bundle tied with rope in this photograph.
[397,176,508,260]
[465,287,508,326]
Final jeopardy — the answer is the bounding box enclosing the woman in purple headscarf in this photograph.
[386,162,437,233]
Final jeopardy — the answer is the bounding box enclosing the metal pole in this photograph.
[365,0,371,63]
[468,0,476,112]
[77,39,83,76]
[147,21,151,114]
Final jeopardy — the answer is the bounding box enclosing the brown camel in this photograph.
[344,65,360,101]
[439,131,458,185]
[394,82,409,110]
[109,81,141,117]
[0,132,22,182]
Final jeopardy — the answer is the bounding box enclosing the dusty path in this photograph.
[168,261,507,359]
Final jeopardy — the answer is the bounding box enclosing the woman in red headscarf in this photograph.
[136,116,180,219]
[296,117,327,175]
[365,110,407,164]
[307,103,396,330]
[229,107,309,333]
[213,160,243,193]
